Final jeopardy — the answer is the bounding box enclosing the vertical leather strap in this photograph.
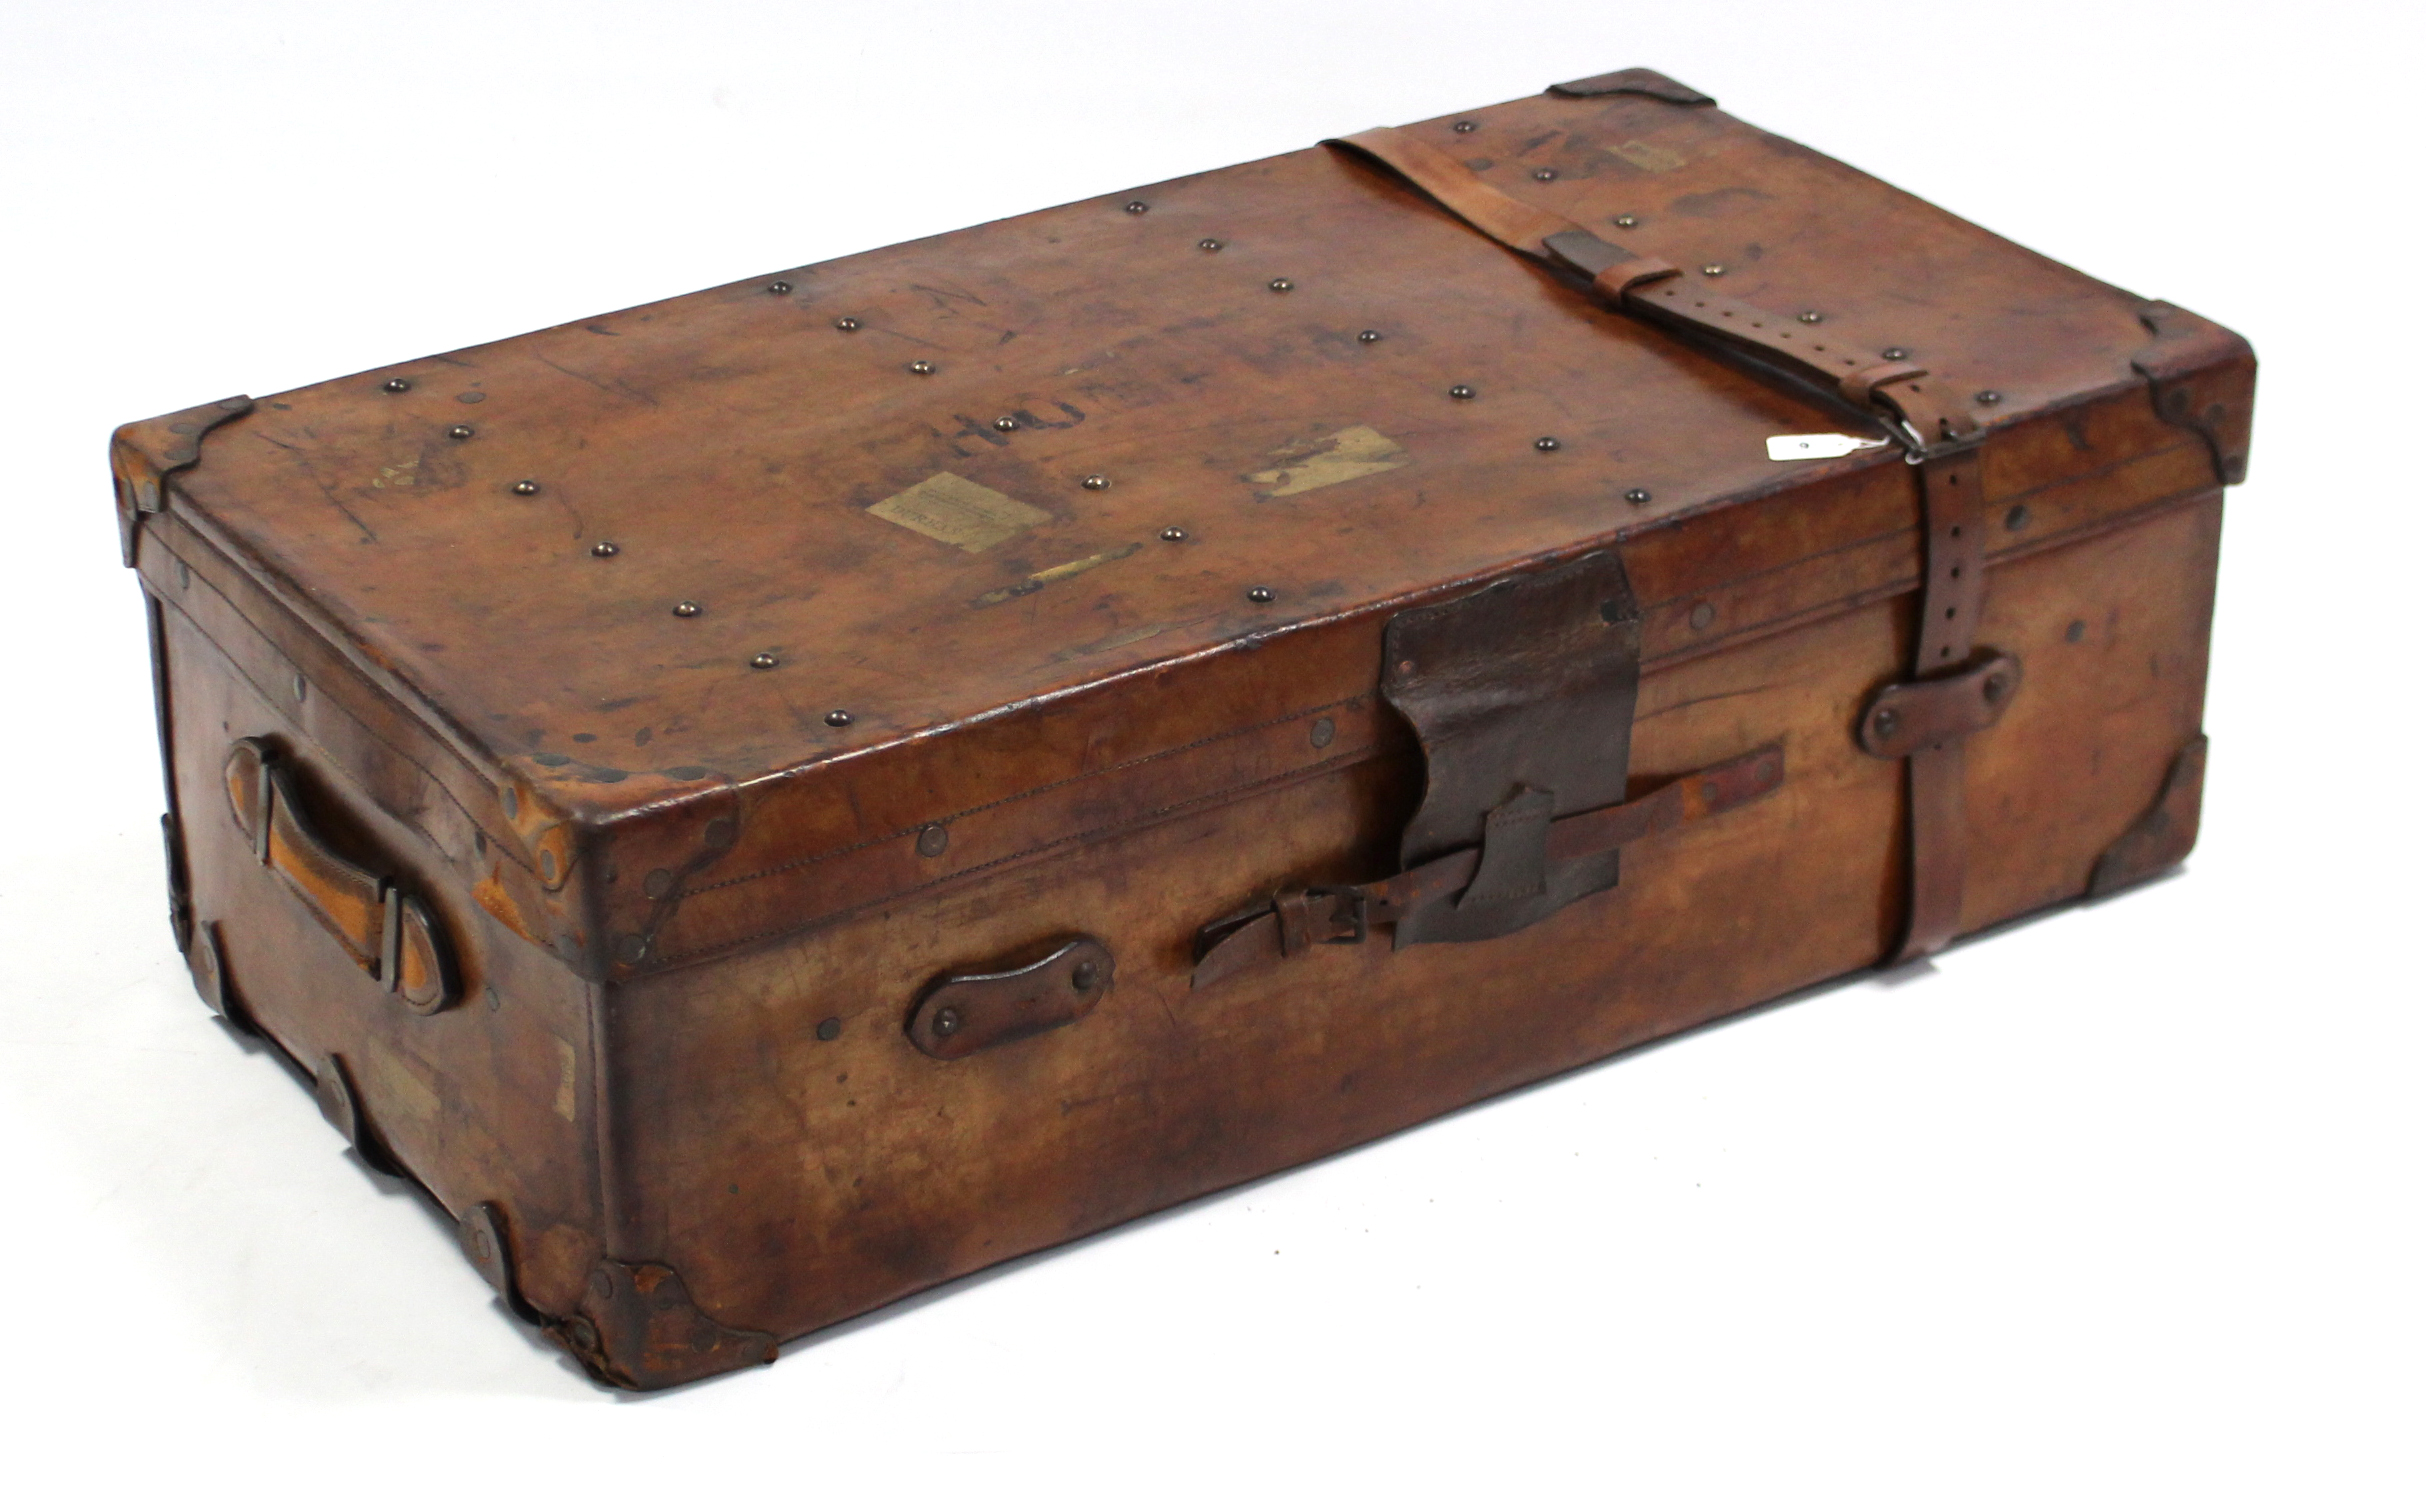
[1894,445,1986,962]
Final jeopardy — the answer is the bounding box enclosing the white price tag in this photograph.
[1766,433,1892,461]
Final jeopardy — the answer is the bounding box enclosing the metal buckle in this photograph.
[1304,885,1369,945]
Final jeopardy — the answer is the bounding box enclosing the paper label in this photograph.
[1245,424,1410,498]
[869,472,1052,552]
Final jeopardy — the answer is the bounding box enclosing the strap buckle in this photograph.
[1274,884,1368,954]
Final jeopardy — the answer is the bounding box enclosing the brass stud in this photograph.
[1797,310,1823,324]
[510,480,540,496]
[1881,346,1909,360]
[1199,238,1222,251]
[1612,214,1638,229]
[619,935,649,964]
[1982,672,2009,704]
[907,360,935,375]
[1532,168,1557,182]
[1700,264,1725,277]
[824,709,852,728]
[644,869,673,899]
[1624,488,1651,504]
[816,1017,842,1040]
[672,601,701,618]
[1535,436,1561,452]
[2005,504,2031,532]
[1124,200,1149,214]
[2065,619,2087,643]
[1689,600,1717,630]
[834,316,860,331]
[994,415,1018,431]
[382,377,411,393]
[1453,120,1478,133]
[766,281,792,295]
[1269,277,1293,292]
[1872,707,1900,738]
[1449,384,1476,400]
[916,823,950,857]
[750,653,778,669]
[933,1007,961,1037]
[1247,585,1275,604]
[1309,717,1336,749]
[591,541,619,558]
[1975,389,2004,405]
[1358,329,1381,343]
[1160,526,1187,542]
[1082,475,1109,490]
[447,423,475,439]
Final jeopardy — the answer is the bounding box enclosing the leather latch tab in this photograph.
[908,936,1114,1060]
[1858,652,2022,759]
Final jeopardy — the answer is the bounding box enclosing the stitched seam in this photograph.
[657,744,1382,966]
[677,691,1370,898]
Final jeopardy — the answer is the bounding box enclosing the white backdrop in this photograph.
[3,3,2418,1482]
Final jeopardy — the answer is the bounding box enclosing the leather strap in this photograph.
[1325,125,2002,963]
[1193,743,1784,989]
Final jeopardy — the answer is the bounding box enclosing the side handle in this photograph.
[224,737,459,1015]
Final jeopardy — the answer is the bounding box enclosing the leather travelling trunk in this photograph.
[113,66,2250,1389]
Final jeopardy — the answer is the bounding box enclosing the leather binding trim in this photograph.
[109,396,253,567]
[312,1052,402,1176]
[549,1259,779,1391]
[2089,734,2208,897]
[2130,301,2254,486]
[1382,549,1641,946]
[1546,66,1715,105]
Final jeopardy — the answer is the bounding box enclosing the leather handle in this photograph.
[224,737,458,1014]
[1326,128,1979,452]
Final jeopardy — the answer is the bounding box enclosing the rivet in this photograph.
[175,559,191,588]
[1396,658,1416,676]
[825,709,853,728]
[1082,474,1109,490]
[1160,526,1187,542]
[1797,310,1823,324]
[1532,168,1557,182]
[292,674,308,702]
[1700,264,1725,277]
[907,360,935,375]
[671,601,701,618]
[1873,707,1900,737]
[816,1017,842,1041]
[1612,214,1638,229]
[591,541,619,558]
[1975,389,2004,405]
[500,783,519,817]
[1535,436,1561,452]
[750,652,779,669]
[933,1007,961,1037]
[1198,238,1222,252]
[1269,277,1293,292]
[1071,961,1099,993]
[1309,717,1336,749]
[1689,600,1716,631]
[993,415,1018,431]
[834,316,860,331]
[2004,504,2031,532]
[539,849,558,879]
[381,378,411,394]
[1453,120,1478,133]
[766,281,792,295]
[618,935,648,963]
[2065,619,2087,643]
[1624,488,1651,504]
[1124,200,1149,214]
[1246,585,1275,604]
[1358,330,1381,343]
[1449,384,1476,400]
[1881,346,1909,361]
[643,868,674,899]
[1983,672,2009,703]
[510,479,540,496]
[446,424,475,439]
[916,823,950,858]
